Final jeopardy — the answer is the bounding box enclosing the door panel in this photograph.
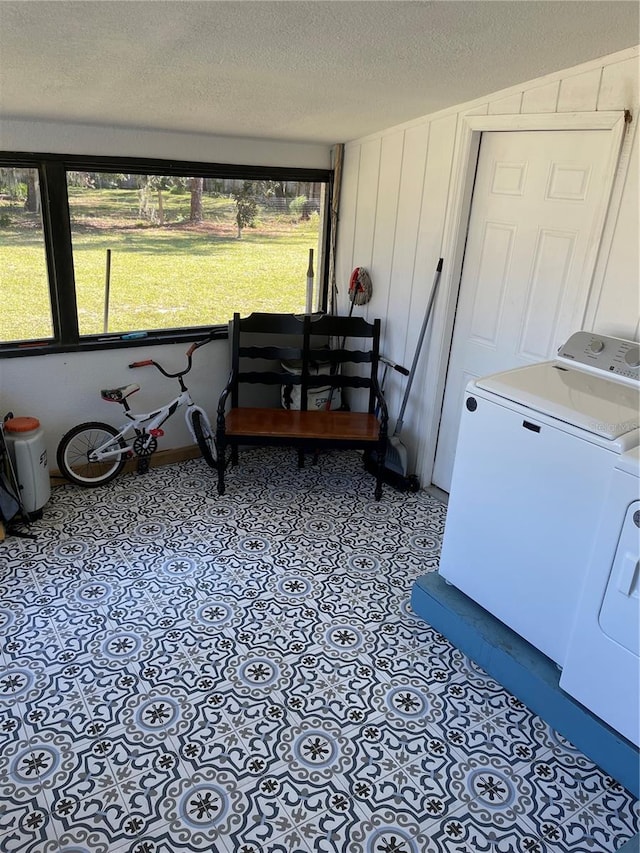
[469,222,515,345]
[520,228,576,358]
[433,129,613,491]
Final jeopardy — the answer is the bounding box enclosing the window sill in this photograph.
[0,326,228,358]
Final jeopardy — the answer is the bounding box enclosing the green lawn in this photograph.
[68,186,240,227]
[1,188,320,341]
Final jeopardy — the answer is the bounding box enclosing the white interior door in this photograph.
[433,128,615,492]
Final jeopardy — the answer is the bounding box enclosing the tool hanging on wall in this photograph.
[348,267,373,312]
[325,267,374,411]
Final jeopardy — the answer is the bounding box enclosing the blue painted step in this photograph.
[411,571,640,800]
[619,834,640,852]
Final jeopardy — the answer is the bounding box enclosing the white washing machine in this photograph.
[438,331,640,667]
[560,446,639,745]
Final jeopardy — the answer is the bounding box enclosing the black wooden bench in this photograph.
[215,312,389,499]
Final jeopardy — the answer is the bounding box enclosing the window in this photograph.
[0,155,331,354]
[0,167,53,343]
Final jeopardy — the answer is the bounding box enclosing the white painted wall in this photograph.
[0,122,329,467]
[335,46,640,488]
[2,50,638,481]
[0,341,230,470]
[0,118,331,169]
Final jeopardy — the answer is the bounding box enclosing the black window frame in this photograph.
[0,152,332,358]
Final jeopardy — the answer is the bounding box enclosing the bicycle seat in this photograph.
[101,383,140,403]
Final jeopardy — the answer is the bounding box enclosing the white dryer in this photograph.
[560,446,640,746]
[438,331,640,667]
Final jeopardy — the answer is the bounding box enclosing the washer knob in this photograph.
[624,346,640,368]
[589,339,605,354]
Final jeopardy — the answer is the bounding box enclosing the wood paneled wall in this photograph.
[336,47,639,486]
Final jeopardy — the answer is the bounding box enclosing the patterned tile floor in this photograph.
[0,448,637,853]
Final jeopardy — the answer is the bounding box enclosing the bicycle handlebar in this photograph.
[186,335,215,357]
[128,334,214,378]
[129,358,187,379]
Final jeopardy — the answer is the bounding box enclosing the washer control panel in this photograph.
[557,331,640,382]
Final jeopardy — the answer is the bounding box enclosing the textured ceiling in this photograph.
[0,1,638,145]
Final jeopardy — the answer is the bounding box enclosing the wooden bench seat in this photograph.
[225,408,382,442]
[215,312,389,499]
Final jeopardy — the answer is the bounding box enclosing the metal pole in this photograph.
[305,248,314,314]
[103,249,112,334]
[394,258,443,437]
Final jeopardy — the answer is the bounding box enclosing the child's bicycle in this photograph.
[56,338,216,486]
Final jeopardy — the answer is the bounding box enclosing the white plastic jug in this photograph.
[4,416,51,514]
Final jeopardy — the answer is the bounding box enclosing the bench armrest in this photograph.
[216,370,236,429]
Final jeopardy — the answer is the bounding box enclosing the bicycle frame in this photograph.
[57,335,218,487]
[89,389,199,462]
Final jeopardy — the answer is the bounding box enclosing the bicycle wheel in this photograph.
[57,422,127,486]
[190,409,217,468]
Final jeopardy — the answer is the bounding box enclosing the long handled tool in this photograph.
[372,258,443,490]
[376,356,410,417]
[325,267,373,411]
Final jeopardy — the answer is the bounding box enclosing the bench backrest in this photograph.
[230,312,382,413]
